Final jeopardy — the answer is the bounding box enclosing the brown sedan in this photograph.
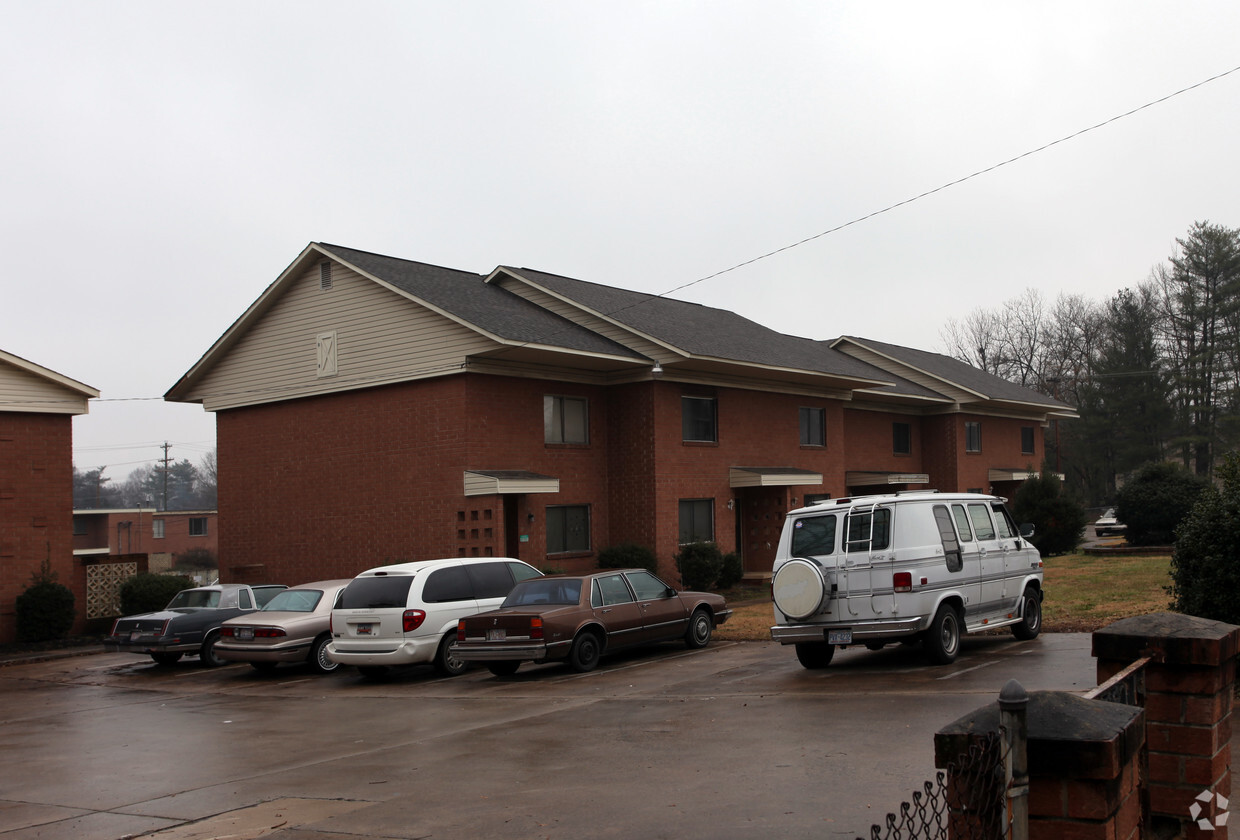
[455,569,731,675]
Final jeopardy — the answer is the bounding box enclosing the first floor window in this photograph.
[893,422,912,455]
[1021,426,1036,455]
[152,520,165,539]
[799,406,825,446]
[547,505,590,553]
[544,395,589,444]
[189,517,207,537]
[965,422,982,453]
[678,499,714,543]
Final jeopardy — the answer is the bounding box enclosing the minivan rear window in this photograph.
[422,565,474,603]
[339,576,415,609]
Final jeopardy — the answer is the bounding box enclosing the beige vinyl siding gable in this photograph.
[491,273,676,362]
[0,363,92,414]
[185,262,500,411]
[837,343,978,405]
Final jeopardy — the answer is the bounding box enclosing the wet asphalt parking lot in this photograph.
[0,633,1099,840]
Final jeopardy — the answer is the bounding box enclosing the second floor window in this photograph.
[799,406,825,446]
[893,422,912,455]
[189,517,208,537]
[682,396,717,442]
[544,395,588,444]
[965,422,982,453]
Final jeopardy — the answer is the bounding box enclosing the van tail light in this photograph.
[403,609,427,633]
[893,572,913,593]
[457,620,466,642]
[530,617,544,640]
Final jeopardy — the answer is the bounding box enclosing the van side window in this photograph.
[951,504,973,541]
[967,503,996,540]
[845,508,890,552]
[791,514,837,557]
[466,562,516,599]
[933,505,963,573]
[991,503,1018,539]
[422,566,474,603]
[508,562,542,583]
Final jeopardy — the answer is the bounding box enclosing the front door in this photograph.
[738,487,787,575]
[504,496,520,559]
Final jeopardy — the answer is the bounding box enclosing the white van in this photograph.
[328,557,542,678]
[769,492,1043,668]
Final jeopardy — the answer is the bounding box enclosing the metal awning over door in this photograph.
[729,467,823,488]
[463,470,560,497]
[845,471,930,486]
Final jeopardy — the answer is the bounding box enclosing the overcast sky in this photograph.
[3,2,1238,478]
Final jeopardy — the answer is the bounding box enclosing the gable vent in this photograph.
[319,261,333,290]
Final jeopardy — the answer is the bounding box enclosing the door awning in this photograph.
[845,471,930,487]
[464,470,560,497]
[988,468,1038,482]
[729,467,823,488]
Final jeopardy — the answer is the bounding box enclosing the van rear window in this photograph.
[791,515,837,556]
[339,576,415,609]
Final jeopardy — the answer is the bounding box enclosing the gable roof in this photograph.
[0,348,98,415]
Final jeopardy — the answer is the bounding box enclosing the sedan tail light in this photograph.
[530,616,543,640]
[457,620,466,642]
[893,572,913,593]
[255,628,286,638]
[403,609,427,633]
[221,627,235,637]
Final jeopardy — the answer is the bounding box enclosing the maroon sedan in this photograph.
[455,569,731,675]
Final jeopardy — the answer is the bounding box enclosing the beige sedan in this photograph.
[216,580,353,673]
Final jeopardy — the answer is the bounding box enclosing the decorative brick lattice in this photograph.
[86,562,137,619]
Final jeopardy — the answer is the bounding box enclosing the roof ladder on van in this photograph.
[842,502,882,617]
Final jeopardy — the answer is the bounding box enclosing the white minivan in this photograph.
[769,492,1043,668]
[328,557,542,678]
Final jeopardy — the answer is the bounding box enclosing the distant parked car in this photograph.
[1095,509,1126,538]
[328,558,543,679]
[215,580,352,673]
[455,569,732,676]
[104,583,287,667]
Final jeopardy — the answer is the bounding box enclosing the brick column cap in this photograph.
[935,690,1144,779]
[1092,612,1240,667]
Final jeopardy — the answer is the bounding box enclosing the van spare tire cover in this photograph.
[773,559,827,620]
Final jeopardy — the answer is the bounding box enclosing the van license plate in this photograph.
[487,629,506,641]
[828,629,852,645]
[356,624,372,635]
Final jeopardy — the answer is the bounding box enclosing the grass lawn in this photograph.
[714,552,1173,641]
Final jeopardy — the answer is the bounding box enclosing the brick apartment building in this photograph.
[73,508,219,570]
[166,243,1074,586]
[0,349,98,643]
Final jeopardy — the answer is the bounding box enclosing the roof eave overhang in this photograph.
[0,349,99,399]
[831,337,990,400]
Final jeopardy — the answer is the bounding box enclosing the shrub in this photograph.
[15,561,75,643]
[716,552,744,590]
[1169,452,1240,623]
[597,542,659,574]
[121,572,195,615]
[1012,467,1087,556]
[675,541,723,591]
[1116,461,1210,546]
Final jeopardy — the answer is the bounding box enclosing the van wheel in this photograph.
[434,633,469,677]
[924,605,961,665]
[684,609,713,649]
[1012,588,1042,641]
[487,661,521,677]
[568,631,602,673]
[794,642,835,669]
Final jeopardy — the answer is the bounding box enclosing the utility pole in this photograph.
[161,442,172,511]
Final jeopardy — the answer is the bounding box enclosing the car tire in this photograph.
[358,665,389,680]
[433,633,468,677]
[684,609,713,649]
[309,634,339,674]
[567,631,602,673]
[924,604,961,665]
[794,641,835,669]
[250,661,279,674]
[1012,587,1042,641]
[199,631,226,668]
[150,652,182,666]
[486,661,521,677]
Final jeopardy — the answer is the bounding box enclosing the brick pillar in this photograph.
[1094,612,1240,840]
[937,689,1144,840]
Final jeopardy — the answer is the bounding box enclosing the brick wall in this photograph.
[0,412,78,643]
